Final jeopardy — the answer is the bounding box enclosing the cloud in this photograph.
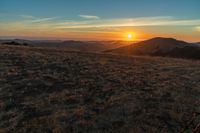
[2,15,200,38]
[57,16,200,29]
[79,15,100,19]
[56,20,92,25]
[196,26,200,32]
[20,15,34,19]
[28,17,58,23]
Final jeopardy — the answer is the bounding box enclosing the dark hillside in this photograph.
[1,45,200,132]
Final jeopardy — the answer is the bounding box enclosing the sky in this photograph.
[0,0,200,42]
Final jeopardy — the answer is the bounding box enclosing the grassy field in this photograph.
[1,45,200,133]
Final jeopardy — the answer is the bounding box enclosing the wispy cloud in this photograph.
[57,16,200,29]
[196,26,200,32]
[28,17,58,23]
[1,15,200,41]
[20,15,35,19]
[79,15,100,19]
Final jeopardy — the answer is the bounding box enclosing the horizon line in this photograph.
[0,36,198,43]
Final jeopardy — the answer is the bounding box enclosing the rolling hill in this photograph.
[106,37,200,59]
[0,39,132,52]
[1,45,200,132]
[194,42,200,47]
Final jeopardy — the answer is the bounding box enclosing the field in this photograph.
[1,45,200,132]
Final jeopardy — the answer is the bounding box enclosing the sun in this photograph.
[125,32,135,41]
[127,33,133,39]
[122,32,136,41]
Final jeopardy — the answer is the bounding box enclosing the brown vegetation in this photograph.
[1,45,200,132]
[106,37,200,59]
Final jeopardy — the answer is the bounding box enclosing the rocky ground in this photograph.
[1,45,200,133]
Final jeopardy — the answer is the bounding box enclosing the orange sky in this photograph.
[0,16,200,42]
[1,1,200,42]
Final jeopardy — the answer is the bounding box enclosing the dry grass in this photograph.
[1,45,200,133]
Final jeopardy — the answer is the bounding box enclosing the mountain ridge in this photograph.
[106,37,200,59]
[0,39,132,52]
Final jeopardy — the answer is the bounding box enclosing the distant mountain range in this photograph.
[194,42,200,47]
[106,37,200,59]
[1,37,200,59]
[0,39,132,52]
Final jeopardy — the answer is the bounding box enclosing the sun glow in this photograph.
[124,32,135,41]
[128,33,133,39]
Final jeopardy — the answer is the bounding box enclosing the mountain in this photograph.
[194,42,200,47]
[35,40,129,52]
[106,37,200,59]
[34,40,132,52]
[1,41,31,46]
[0,39,131,52]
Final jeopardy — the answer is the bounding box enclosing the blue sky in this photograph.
[1,0,200,19]
[0,0,200,41]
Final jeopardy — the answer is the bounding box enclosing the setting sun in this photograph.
[128,33,133,39]
[124,32,135,41]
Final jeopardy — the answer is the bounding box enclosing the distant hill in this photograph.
[194,42,200,47]
[0,39,132,52]
[106,37,200,59]
[1,41,31,46]
[35,40,131,52]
